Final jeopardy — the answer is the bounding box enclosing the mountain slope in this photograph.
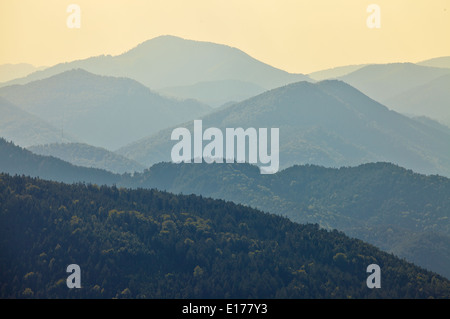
[27,143,145,174]
[308,64,368,81]
[0,97,77,147]
[0,138,120,185]
[125,161,450,279]
[412,116,450,135]
[117,80,450,177]
[0,69,211,150]
[1,172,449,298]
[3,137,450,280]
[159,79,266,107]
[417,56,450,69]
[384,74,450,127]
[0,63,46,83]
[338,63,450,103]
[0,35,311,92]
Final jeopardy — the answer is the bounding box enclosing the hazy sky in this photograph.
[1,0,449,74]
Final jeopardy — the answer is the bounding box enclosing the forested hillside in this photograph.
[1,173,449,298]
[2,138,449,280]
[0,138,120,185]
[128,161,450,279]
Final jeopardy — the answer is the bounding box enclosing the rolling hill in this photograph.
[0,97,77,147]
[1,172,449,298]
[307,64,368,81]
[0,138,120,185]
[27,143,145,174]
[124,161,450,280]
[2,138,449,280]
[0,69,212,150]
[159,79,266,108]
[0,63,46,83]
[338,63,450,103]
[384,74,450,127]
[417,56,450,69]
[117,79,450,178]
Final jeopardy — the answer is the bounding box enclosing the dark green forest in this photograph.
[1,173,449,299]
[128,161,450,280]
[1,137,450,281]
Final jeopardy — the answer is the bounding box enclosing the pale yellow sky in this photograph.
[0,0,449,74]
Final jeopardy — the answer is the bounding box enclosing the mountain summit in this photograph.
[118,79,450,177]
[1,36,310,92]
[0,69,211,150]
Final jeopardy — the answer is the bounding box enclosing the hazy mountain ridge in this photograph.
[0,97,77,147]
[27,143,145,174]
[411,116,450,135]
[1,35,449,297]
[338,62,450,102]
[159,79,267,107]
[0,63,46,83]
[0,69,212,150]
[0,35,311,92]
[0,138,120,185]
[2,138,449,279]
[384,74,450,127]
[307,64,368,81]
[417,56,450,69]
[117,79,450,177]
[0,35,312,109]
[336,63,450,126]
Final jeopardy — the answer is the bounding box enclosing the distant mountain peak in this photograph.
[45,68,99,79]
[0,35,311,95]
[133,34,237,50]
[118,76,450,178]
[122,34,243,60]
[0,67,212,150]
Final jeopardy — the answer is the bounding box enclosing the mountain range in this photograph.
[117,79,450,178]
[1,35,449,299]
[1,138,449,280]
[125,161,450,280]
[159,79,267,108]
[0,97,76,147]
[383,74,450,127]
[1,172,449,298]
[306,59,450,127]
[2,38,448,125]
[336,63,450,126]
[0,63,46,83]
[307,56,450,82]
[0,36,311,107]
[0,69,211,150]
[307,64,368,81]
[338,63,450,102]
[417,56,450,69]
[27,143,145,174]
[0,138,120,185]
